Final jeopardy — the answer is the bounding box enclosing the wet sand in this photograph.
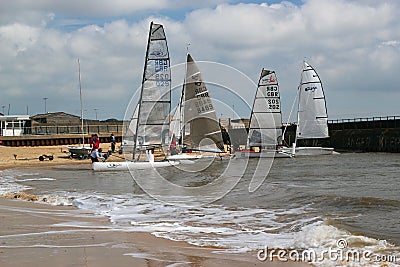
[0,198,310,267]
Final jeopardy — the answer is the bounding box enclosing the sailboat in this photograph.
[167,53,225,160]
[66,58,92,158]
[92,22,179,171]
[168,100,202,160]
[234,69,291,158]
[281,60,335,156]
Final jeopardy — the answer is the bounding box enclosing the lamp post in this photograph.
[1,105,4,115]
[43,97,48,113]
[94,108,98,120]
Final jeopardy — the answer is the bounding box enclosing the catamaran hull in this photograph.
[234,150,291,158]
[280,147,336,156]
[167,154,204,160]
[92,161,179,171]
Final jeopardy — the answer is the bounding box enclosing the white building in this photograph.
[0,115,30,136]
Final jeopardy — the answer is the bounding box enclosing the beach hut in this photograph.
[0,115,30,136]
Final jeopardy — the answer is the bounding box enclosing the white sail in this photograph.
[296,61,329,139]
[183,54,224,151]
[248,69,282,149]
[133,22,171,156]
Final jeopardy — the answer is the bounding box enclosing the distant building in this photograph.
[0,115,30,136]
[218,118,248,130]
[29,111,123,135]
[30,112,81,126]
[232,118,249,129]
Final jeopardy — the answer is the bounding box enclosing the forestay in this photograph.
[169,101,182,142]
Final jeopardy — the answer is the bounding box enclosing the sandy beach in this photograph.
[0,145,311,267]
[0,144,123,171]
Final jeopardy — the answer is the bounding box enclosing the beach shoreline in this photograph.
[0,197,310,267]
[0,145,311,266]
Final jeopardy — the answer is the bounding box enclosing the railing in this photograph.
[7,124,125,136]
[328,116,400,124]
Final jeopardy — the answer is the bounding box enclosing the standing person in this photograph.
[90,133,100,150]
[170,133,177,155]
[110,133,116,153]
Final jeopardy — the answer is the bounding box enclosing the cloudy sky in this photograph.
[1,0,399,121]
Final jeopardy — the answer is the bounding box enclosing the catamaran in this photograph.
[281,60,336,156]
[167,53,226,160]
[92,22,178,171]
[234,69,291,158]
[66,58,92,158]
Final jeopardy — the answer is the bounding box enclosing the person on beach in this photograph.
[90,148,107,163]
[90,133,100,150]
[110,133,116,153]
[170,133,177,155]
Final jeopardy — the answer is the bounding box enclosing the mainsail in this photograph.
[248,69,282,149]
[296,61,329,139]
[183,54,224,151]
[133,22,171,158]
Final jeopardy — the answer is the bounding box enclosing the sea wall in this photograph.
[3,117,400,152]
[0,133,122,147]
[283,117,400,152]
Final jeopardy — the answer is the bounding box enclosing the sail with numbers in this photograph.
[92,22,180,171]
[183,54,225,151]
[248,69,283,149]
[234,69,291,158]
[132,21,171,156]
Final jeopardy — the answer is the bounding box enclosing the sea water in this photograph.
[1,153,399,266]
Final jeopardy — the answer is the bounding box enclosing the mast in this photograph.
[294,82,302,147]
[179,43,190,145]
[282,86,298,146]
[77,58,84,146]
[292,60,307,150]
[246,69,262,149]
[133,21,153,160]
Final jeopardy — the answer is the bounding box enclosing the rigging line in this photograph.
[282,85,299,143]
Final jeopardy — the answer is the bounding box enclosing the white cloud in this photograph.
[0,0,399,119]
[0,0,232,25]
